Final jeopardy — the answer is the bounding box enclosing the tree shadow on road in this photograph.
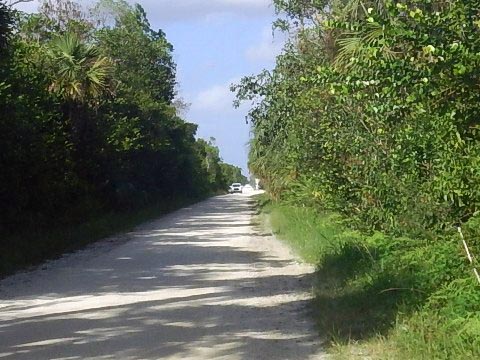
[0,195,323,360]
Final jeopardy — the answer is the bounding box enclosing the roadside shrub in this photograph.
[262,199,480,358]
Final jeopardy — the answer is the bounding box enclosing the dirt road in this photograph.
[0,194,324,359]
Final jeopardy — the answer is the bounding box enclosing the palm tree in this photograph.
[47,32,112,152]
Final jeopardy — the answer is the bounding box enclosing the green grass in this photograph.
[255,194,480,359]
[0,195,201,278]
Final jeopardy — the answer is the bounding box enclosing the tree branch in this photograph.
[7,0,34,7]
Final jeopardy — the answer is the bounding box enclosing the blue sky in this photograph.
[13,0,285,175]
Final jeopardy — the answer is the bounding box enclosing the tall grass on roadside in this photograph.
[257,196,480,359]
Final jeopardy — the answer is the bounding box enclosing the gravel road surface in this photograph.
[0,193,324,359]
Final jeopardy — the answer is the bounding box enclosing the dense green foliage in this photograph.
[0,0,243,272]
[0,2,10,50]
[221,162,248,185]
[240,1,480,358]
[236,0,480,235]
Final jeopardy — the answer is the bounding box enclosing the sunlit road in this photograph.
[0,193,324,359]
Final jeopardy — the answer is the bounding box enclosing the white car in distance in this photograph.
[242,184,254,193]
[229,183,243,193]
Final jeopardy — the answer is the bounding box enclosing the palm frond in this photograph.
[47,32,113,103]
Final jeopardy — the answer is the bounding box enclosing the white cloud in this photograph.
[192,84,232,113]
[13,0,273,22]
[145,0,272,22]
[191,77,247,115]
[246,26,285,64]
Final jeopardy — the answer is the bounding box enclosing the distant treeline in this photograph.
[0,0,245,235]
